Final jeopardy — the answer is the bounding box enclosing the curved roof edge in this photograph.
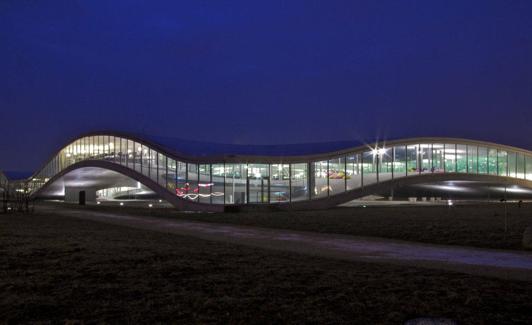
[8,131,532,182]
[63,130,532,160]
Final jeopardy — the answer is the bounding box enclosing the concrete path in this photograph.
[49,207,532,281]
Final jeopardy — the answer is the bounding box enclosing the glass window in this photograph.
[444,144,456,173]
[113,136,120,163]
[71,139,78,163]
[211,164,225,204]
[79,137,86,161]
[100,135,105,158]
[66,143,74,166]
[104,135,110,158]
[142,145,150,176]
[270,164,289,203]
[81,137,87,161]
[526,155,532,181]
[95,136,100,158]
[488,148,497,175]
[497,150,507,176]
[79,138,85,161]
[107,136,114,160]
[127,140,135,170]
[432,144,444,173]
[406,145,418,176]
[92,136,98,158]
[291,163,308,202]
[176,161,187,198]
[362,150,377,185]
[419,144,431,174]
[199,164,212,204]
[58,148,64,170]
[164,156,173,191]
[187,163,199,202]
[51,156,58,175]
[103,136,109,157]
[120,138,127,165]
[380,147,393,180]
[94,136,100,158]
[467,145,478,174]
[224,164,247,204]
[157,153,166,188]
[456,144,467,173]
[223,164,234,204]
[134,142,142,173]
[106,135,112,158]
[149,149,158,183]
[328,157,345,196]
[88,136,93,160]
[508,152,517,178]
[248,164,270,203]
[59,148,65,170]
[518,154,526,179]
[478,147,488,174]
[98,136,103,157]
[75,138,82,162]
[79,137,88,160]
[311,161,328,199]
[69,140,76,163]
[99,136,105,160]
[346,154,361,190]
[393,146,407,177]
[86,136,93,158]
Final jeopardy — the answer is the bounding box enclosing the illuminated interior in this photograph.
[24,134,532,207]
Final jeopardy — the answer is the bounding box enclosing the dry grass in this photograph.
[58,201,532,250]
[1,211,532,323]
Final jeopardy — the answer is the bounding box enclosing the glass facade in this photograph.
[165,157,174,191]
[393,146,407,177]
[362,150,377,185]
[248,164,269,203]
[526,155,532,181]
[291,163,309,201]
[211,164,225,204]
[199,164,211,204]
[24,135,532,206]
[508,152,517,178]
[380,148,393,181]
[346,154,361,190]
[478,147,488,174]
[432,144,444,173]
[406,145,418,176]
[328,157,345,196]
[312,160,328,199]
[456,145,467,173]
[419,144,431,174]
[467,145,478,174]
[444,144,456,173]
[498,150,507,176]
[270,164,289,203]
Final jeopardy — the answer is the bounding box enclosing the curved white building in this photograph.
[5,132,532,211]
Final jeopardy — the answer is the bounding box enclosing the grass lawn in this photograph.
[55,201,532,250]
[1,211,532,323]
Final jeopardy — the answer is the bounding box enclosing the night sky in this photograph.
[1,0,532,172]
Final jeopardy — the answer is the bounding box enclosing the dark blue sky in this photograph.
[1,0,532,171]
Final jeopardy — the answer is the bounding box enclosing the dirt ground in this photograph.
[50,201,532,250]
[2,211,532,324]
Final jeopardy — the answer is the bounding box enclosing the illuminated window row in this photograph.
[29,137,532,204]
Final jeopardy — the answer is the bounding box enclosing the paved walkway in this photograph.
[50,207,532,281]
